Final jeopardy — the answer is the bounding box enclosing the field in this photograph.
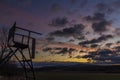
[1,72,120,80]
[1,63,120,80]
[35,72,120,80]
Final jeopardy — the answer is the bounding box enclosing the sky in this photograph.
[1,0,120,64]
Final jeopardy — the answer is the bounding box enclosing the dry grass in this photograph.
[0,76,25,80]
[36,72,120,80]
[1,72,120,80]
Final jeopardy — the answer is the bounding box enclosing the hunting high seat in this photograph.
[7,22,37,59]
[0,22,41,80]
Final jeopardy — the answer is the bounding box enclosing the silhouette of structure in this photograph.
[0,22,42,80]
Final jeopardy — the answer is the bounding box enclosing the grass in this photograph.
[1,72,120,80]
[35,72,120,80]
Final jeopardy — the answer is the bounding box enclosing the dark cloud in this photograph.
[116,41,120,44]
[77,36,85,40]
[54,47,63,50]
[82,49,114,62]
[84,12,105,22]
[50,24,85,38]
[79,35,113,46]
[68,39,75,42]
[80,46,120,63]
[43,47,77,58]
[50,30,64,36]
[68,48,77,58]
[113,46,120,52]
[68,48,76,52]
[42,47,52,52]
[84,12,112,33]
[95,0,120,15]
[90,44,99,48]
[92,20,111,33]
[105,43,113,47]
[49,17,68,27]
[97,34,113,41]
[79,39,97,46]
[55,47,68,54]
[79,50,86,53]
[42,47,68,55]
[53,48,77,58]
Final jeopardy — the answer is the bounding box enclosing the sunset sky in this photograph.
[1,0,120,64]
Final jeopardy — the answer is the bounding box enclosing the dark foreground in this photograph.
[36,72,120,80]
[1,72,120,80]
[1,63,120,80]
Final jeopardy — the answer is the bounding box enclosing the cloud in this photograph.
[68,39,75,42]
[55,48,77,58]
[68,48,76,53]
[42,46,77,58]
[79,35,113,46]
[84,12,112,33]
[116,41,120,44]
[95,0,120,14]
[84,12,105,22]
[80,46,120,63]
[77,36,85,40]
[55,47,68,54]
[113,46,120,52]
[42,47,68,55]
[92,20,111,33]
[50,24,85,38]
[90,44,99,48]
[82,49,114,62]
[49,17,68,27]
[42,47,52,52]
[105,43,113,47]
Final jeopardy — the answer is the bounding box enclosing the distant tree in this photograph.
[0,26,8,59]
[0,26,19,77]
